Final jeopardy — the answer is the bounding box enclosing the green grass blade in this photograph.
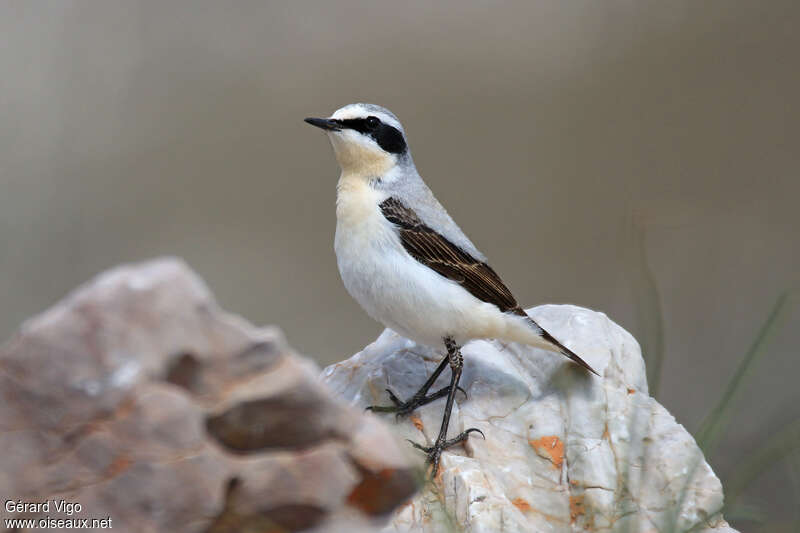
[665,290,795,532]
[724,503,767,525]
[724,418,800,511]
[696,290,795,457]
[626,212,666,398]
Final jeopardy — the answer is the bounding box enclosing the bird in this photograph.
[305,103,598,476]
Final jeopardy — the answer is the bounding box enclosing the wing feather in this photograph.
[379,196,599,376]
[380,197,518,312]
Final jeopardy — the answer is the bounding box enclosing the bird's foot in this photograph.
[366,386,466,419]
[408,428,485,477]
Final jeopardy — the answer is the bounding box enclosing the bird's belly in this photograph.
[333,175,511,347]
[335,221,504,347]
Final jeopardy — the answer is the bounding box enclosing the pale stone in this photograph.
[323,305,738,533]
[0,258,417,533]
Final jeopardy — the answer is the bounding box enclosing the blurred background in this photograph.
[1,1,798,529]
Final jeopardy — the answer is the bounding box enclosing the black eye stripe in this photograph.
[334,118,374,134]
[373,124,407,154]
[333,118,408,155]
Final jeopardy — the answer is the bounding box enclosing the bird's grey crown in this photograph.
[332,103,404,134]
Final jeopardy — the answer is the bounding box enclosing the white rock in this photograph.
[322,304,738,533]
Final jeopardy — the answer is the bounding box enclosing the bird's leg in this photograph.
[408,337,484,477]
[367,355,465,417]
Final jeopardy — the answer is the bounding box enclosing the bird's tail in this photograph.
[513,308,600,376]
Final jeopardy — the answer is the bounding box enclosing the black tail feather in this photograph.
[538,327,600,376]
[515,308,600,376]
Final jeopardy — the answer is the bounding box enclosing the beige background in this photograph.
[1,2,798,528]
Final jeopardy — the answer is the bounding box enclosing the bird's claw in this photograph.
[366,385,467,418]
[366,388,418,417]
[386,388,403,406]
[407,427,485,477]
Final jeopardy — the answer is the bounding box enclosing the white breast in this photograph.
[333,175,399,324]
[333,174,517,347]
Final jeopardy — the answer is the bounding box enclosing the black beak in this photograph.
[304,117,341,131]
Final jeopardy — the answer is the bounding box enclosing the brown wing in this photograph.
[379,197,519,313]
[379,197,599,376]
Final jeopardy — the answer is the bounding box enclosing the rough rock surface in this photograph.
[0,258,417,532]
[323,306,739,533]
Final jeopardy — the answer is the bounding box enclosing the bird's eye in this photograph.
[366,116,380,129]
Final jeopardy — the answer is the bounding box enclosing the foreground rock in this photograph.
[324,305,738,533]
[0,258,417,532]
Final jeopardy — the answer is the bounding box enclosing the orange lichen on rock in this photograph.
[569,494,585,523]
[434,464,444,486]
[511,498,531,512]
[528,435,564,469]
[409,414,424,431]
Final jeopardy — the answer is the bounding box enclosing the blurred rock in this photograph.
[323,305,739,533]
[0,258,417,533]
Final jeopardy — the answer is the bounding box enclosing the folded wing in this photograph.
[379,196,598,376]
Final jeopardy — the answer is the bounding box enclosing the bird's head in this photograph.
[305,103,409,178]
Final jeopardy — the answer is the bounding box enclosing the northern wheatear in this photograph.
[305,103,598,476]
